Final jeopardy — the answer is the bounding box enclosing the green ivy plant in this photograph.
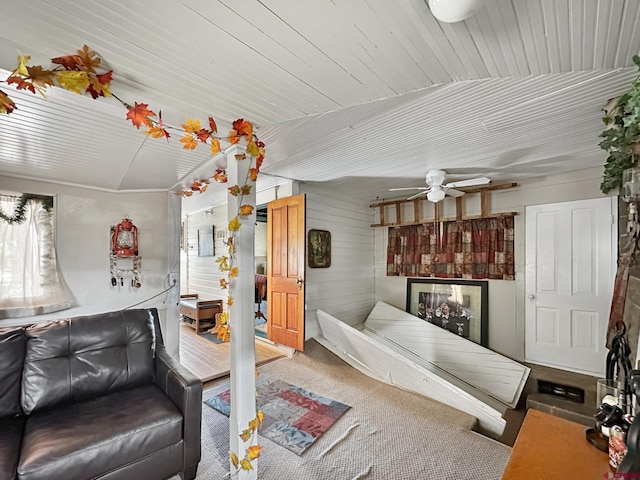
[600,55,640,194]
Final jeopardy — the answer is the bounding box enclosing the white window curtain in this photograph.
[0,193,73,319]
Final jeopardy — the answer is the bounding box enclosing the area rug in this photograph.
[203,377,351,455]
[199,331,225,344]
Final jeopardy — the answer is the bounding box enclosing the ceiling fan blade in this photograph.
[445,188,465,197]
[407,190,429,201]
[389,187,427,192]
[445,177,490,188]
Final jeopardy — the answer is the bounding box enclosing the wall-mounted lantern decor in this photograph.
[112,215,139,257]
[110,215,141,288]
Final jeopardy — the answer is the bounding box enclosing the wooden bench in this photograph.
[179,294,223,334]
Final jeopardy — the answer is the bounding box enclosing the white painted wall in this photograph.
[180,180,376,342]
[181,181,294,305]
[374,166,615,361]
[299,183,376,339]
[0,176,179,356]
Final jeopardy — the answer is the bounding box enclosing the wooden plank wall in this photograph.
[299,183,376,338]
[183,207,228,303]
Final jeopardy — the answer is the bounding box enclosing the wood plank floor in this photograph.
[178,322,285,382]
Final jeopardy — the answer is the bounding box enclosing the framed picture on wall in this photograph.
[198,225,214,257]
[308,229,331,268]
[406,278,488,346]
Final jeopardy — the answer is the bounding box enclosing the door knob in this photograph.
[528,294,535,302]
[296,277,303,290]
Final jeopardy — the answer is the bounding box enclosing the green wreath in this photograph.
[0,194,54,224]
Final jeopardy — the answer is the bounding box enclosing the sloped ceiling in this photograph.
[0,0,639,209]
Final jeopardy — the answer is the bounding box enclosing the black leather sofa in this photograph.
[0,308,202,480]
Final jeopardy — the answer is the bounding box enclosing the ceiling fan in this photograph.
[389,169,490,202]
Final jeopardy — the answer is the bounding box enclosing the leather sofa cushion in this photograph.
[0,415,24,480]
[22,309,156,414]
[18,384,183,480]
[0,327,26,417]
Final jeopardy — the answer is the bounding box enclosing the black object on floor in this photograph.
[537,379,585,403]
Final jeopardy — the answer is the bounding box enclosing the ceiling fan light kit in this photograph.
[390,169,491,203]
[427,188,446,203]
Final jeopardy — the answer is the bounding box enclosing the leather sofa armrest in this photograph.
[154,345,202,477]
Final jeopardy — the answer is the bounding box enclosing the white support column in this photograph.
[165,192,181,359]
[226,145,258,479]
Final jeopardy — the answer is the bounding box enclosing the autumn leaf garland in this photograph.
[0,46,267,200]
[1,45,266,473]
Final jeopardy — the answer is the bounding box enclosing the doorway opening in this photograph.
[254,204,268,339]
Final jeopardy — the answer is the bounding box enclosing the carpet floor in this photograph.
[197,339,511,480]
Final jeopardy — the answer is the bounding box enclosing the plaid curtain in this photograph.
[386,216,515,280]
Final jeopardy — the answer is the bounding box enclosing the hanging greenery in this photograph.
[0,193,53,224]
[600,55,640,194]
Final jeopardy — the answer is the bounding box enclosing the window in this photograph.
[0,192,72,319]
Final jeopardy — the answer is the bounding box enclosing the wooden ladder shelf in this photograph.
[370,182,518,227]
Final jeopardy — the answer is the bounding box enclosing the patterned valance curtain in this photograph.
[387,216,515,280]
[0,193,73,319]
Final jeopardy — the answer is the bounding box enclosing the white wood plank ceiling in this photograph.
[0,0,639,207]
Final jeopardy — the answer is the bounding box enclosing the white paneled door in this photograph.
[525,197,617,376]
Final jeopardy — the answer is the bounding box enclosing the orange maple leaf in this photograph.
[227,295,234,306]
[239,205,254,216]
[144,126,167,139]
[182,118,202,134]
[229,267,239,278]
[246,445,262,460]
[219,278,229,290]
[126,102,156,129]
[217,324,230,341]
[75,45,101,73]
[228,185,241,196]
[248,168,259,182]
[210,138,221,156]
[257,410,264,424]
[0,90,17,114]
[228,130,240,145]
[241,185,252,195]
[208,116,218,133]
[229,452,239,469]
[239,459,253,471]
[232,118,253,138]
[180,134,198,150]
[182,190,193,197]
[248,417,260,431]
[213,169,227,183]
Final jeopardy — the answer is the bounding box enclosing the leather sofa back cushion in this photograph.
[0,327,26,417]
[21,309,157,414]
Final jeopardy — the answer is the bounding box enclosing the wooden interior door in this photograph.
[267,194,306,350]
